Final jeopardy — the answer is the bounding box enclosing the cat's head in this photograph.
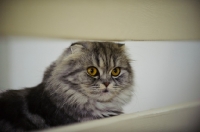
[45,42,133,103]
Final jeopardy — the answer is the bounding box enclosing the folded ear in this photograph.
[117,43,125,50]
[70,43,84,54]
[70,41,93,53]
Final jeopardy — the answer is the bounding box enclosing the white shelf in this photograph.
[42,100,200,132]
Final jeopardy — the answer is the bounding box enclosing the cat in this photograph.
[0,41,134,131]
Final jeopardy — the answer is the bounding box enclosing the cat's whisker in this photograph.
[91,86,99,88]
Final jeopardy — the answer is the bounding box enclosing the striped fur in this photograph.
[0,42,134,131]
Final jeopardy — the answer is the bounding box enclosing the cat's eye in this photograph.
[111,67,121,76]
[87,66,98,76]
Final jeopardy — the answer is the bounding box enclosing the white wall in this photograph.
[0,36,200,113]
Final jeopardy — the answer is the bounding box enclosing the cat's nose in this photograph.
[103,82,110,87]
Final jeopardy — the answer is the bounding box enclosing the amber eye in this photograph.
[111,67,121,76]
[87,67,98,76]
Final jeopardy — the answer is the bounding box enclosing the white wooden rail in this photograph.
[0,0,200,40]
[42,101,200,132]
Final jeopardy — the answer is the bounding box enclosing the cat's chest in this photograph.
[82,101,122,119]
[79,110,121,122]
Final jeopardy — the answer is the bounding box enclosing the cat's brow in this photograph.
[95,55,100,67]
[99,56,105,67]
[110,57,114,68]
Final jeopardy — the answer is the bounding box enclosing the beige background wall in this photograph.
[0,0,200,40]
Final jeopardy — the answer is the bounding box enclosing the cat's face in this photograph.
[56,42,133,102]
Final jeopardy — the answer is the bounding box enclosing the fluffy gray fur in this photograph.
[0,41,134,131]
[43,41,134,121]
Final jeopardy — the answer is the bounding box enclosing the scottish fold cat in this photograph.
[0,41,134,131]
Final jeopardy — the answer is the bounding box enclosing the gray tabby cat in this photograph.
[0,41,134,131]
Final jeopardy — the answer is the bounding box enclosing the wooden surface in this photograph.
[0,0,200,40]
[41,101,200,132]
